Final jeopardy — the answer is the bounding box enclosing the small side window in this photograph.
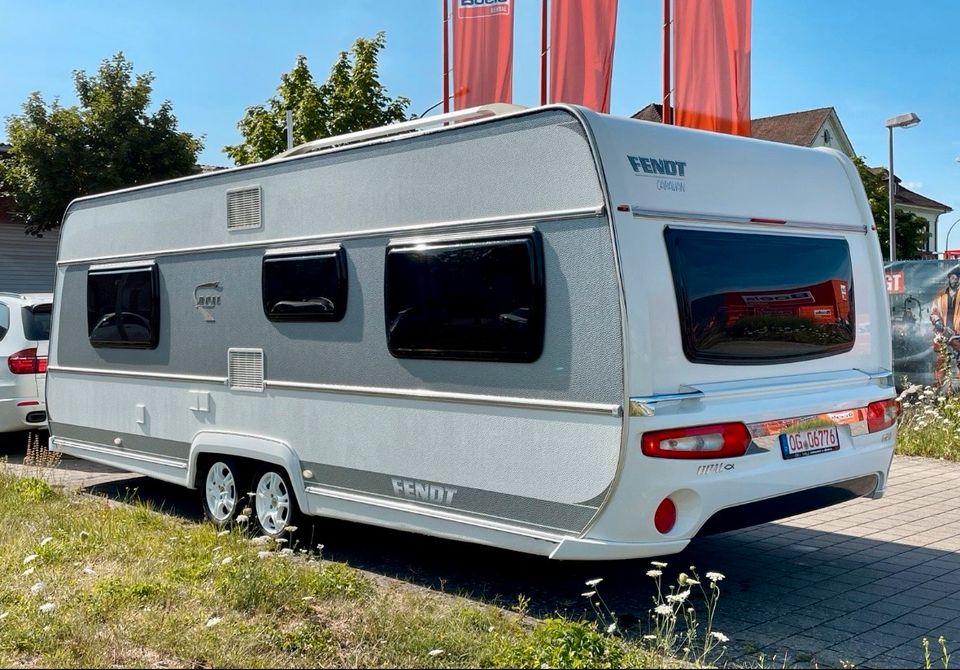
[384,231,545,362]
[87,266,160,349]
[262,247,347,322]
[0,302,8,342]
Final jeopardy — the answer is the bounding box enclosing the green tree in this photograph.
[854,156,928,260]
[0,52,203,234]
[225,32,409,165]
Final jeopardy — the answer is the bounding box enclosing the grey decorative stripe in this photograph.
[300,460,603,534]
[47,366,621,416]
[48,422,189,462]
[57,207,605,267]
[630,206,867,233]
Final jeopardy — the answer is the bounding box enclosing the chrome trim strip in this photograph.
[389,225,536,246]
[628,391,705,417]
[303,484,564,543]
[630,206,867,234]
[46,366,622,416]
[267,380,622,417]
[88,259,157,272]
[51,437,188,469]
[49,365,227,385]
[57,206,605,267]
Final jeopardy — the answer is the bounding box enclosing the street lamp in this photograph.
[885,112,921,262]
[944,216,960,259]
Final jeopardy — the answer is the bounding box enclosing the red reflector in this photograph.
[641,422,751,459]
[616,204,631,212]
[654,498,677,534]
[866,399,899,433]
[17,401,40,407]
[7,348,40,375]
[750,217,787,224]
[37,356,48,373]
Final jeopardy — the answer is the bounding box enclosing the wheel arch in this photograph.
[187,431,309,514]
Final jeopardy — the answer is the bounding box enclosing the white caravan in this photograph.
[47,105,897,560]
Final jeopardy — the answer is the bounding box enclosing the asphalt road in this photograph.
[3,429,958,668]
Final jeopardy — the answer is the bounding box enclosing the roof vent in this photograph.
[226,186,262,230]
[228,348,264,392]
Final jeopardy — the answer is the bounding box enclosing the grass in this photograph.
[0,463,687,668]
[896,382,960,461]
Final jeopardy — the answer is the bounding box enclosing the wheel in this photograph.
[252,467,300,539]
[200,458,245,527]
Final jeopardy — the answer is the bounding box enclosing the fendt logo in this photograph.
[627,155,687,178]
[458,0,510,18]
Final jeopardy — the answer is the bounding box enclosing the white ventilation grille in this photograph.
[228,348,264,392]
[226,186,262,230]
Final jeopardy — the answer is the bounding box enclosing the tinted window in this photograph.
[665,227,855,364]
[87,266,160,348]
[0,302,8,342]
[262,248,347,322]
[385,232,545,362]
[22,304,52,341]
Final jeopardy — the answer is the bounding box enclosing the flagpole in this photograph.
[662,0,672,124]
[540,0,548,105]
[442,0,450,113]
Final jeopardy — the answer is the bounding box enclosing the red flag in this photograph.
[672,0,751,135]
[548,0,618,113]
[452,0,514,110]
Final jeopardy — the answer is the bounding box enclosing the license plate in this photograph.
[779,426,840,459]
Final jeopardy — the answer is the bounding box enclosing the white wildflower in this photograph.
[280,548,294,555]
[285,526,298,533]
[250,536,271,546]
[427,649,445,657]
[274,538,288,545]
[257,550,272,560]
[654,604,673,616]
[643,634,657,640]
[302,596,315,602]
[646,569,662,577]
[235,514,249,524]
[205,616,222,628]
[0,612,7,620]
[220,556,233,565]
[217,530,230,537]
[710,631,729,643]
[581,591,596,598]
[23,554,38,565]
[83,567,96,576]
[705,571,725,582]
[21,567,34,577]
[685,579,700,586]
[666,589,690,603]
[38,602,55,614]
[39,537,53,547]
[584,577,603,587]
[606,623,618,634]
[29,581,45,595]
[650,561,668,568]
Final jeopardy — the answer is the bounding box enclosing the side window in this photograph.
[262,247,347,322]
[0,302,8,342]
[384,231,545,362]
[87,265,160,349]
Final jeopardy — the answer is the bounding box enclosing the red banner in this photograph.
[548,0,618,113]
[672,0,751,135]
[452,0,514,110]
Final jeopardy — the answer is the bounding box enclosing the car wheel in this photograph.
[252,467,299,539]
[201,458,245,527]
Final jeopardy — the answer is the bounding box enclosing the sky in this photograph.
[1,0,959,249]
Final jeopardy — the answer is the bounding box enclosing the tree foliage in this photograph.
[224,32,409,165]
[853,156,928,260]
[0,52,203,234]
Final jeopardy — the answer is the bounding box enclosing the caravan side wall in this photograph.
[47,110,629,547]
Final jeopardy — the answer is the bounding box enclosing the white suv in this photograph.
[0,292,52,433]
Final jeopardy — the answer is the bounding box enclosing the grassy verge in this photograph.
[0,465,681,668]
[896,383,960,461]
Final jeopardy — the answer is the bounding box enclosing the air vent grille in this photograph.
[226,186,262,230]
[228,348,264,392]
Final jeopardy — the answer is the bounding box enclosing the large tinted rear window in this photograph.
[0,303,8,342]
[22,304,52,341]
[665,227,855,364]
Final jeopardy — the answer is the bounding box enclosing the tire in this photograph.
[252,467,300,539]
[200,458,246,528]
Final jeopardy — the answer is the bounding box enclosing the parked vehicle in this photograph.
[47,104,897,560]
[0,292,52,433]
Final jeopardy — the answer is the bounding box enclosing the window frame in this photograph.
[261,244,348,323]
[86,263,161,350]
[384,229,546,363]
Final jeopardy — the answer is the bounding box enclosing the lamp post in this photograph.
[885,112,921,262]
[945,216,960,259]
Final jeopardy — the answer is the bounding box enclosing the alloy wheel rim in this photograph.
[256,471,290,535]
[205,462,237,523]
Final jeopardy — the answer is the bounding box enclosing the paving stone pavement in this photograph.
[4,443,960,669]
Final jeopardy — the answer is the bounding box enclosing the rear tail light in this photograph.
[866,399,900,433]
[641,422,751,459]
[7,348,47,375]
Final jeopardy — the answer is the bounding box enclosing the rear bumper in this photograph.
[0,398,48,433]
